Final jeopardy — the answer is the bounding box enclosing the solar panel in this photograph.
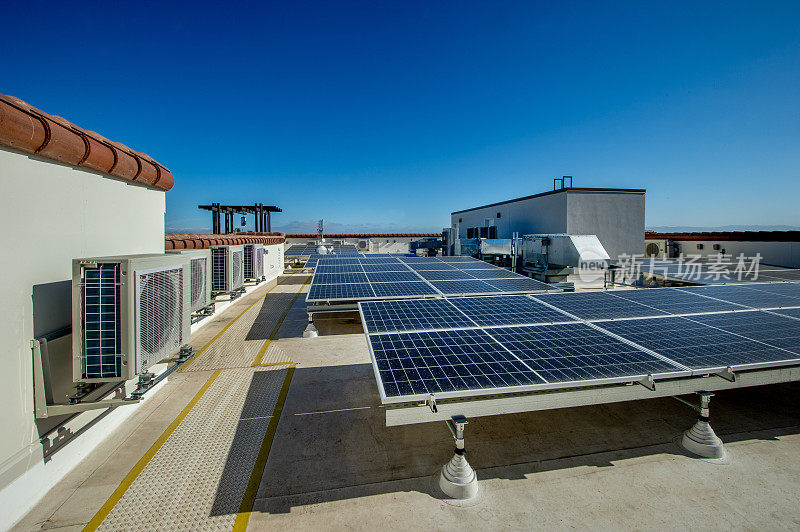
[313,272,368,284]
[406,262,457,271]
[464,268,522,279]
[360,262,411,272]
[307,283,375,301]
[360,298,475,333]
[415,269,477,281]
[596,316,799,372]
[772,308,800,321]
[487,323,681,383]
[533,291,668,320]
[483,277,552,292]
[370,282,440,298]
[429,279,501,295]
[449,295,575,327]
[316,258,362,266]
[314,264,365,274]
[690,311,800,355]
[452,262,503,270]
[365,271,421,283]
[745,282,800,298]
[438,256,481,262]
[677,285,800,309]
[760,271,800,282]
[608,288,744,315]
[370,329,545,399]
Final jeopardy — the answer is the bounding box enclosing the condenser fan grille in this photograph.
[645,242,660,257]
[190,257,208,312]
[81,263,122,379]
[212,247,227,291]
[244,245,254,278]
[137,267,184,371]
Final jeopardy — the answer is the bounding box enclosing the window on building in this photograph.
[496,212,501,218]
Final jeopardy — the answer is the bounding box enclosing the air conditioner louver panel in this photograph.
[82,263,122,379]
[190,257,208,312]
[136,267,184,373]
[232,250,244,289]
[256,247,264,278]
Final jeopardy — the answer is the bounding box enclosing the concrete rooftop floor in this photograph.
[16,270,800,531]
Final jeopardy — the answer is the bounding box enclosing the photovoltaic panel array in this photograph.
[307,255,557,302]
[359,282,800,403]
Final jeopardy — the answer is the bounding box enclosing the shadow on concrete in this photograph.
[279,274,312,285]
[250,362,800,514]
[244,292,297,341]
[210,369,289,517]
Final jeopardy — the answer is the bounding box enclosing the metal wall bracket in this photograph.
[716,367,736,382]
[637,374,656,391]
[31,338,193,419]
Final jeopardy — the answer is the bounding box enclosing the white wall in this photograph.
[450,190,645,260]
[645,239,800,268]
[566,191,645,261]
[0,147,166,523]
[264,243,283,278]
[451,193,568,240]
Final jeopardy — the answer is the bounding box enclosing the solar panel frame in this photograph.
[533,291,670,321]
[415,269,478,281]
[449,295,577,327]
[365,271,422,283]
[307,282,376,301]
[367,328,547,401]
[312,272,369,284]
[360,298,478,334]
[360,262,415,272]
[369,281,440,299]
[607,288,745,315]
[429,279,504,296]
[676,284,800,310]
[483,277,554,292]
[596,314,800,373]
[485,323,685,384]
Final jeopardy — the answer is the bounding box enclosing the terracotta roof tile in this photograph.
[0,93,173,191]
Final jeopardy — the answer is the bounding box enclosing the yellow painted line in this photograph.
[181,274,295,371]
[233,365,296,531]
[83,370,223,531]
[250,278,310,367]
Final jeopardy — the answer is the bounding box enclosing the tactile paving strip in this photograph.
[97,366,288,531]
[187,278,309,371]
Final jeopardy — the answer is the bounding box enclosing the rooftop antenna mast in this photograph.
[317,219,324,243]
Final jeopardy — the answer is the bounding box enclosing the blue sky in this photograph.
[4,2,799,233]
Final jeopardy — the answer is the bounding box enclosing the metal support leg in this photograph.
[438,415,479,500]
[681,392,727,460]
[303,313,318,338]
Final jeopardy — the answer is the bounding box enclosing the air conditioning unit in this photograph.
[211,245,245,293]
[244,243,264,281]
[167,249,212,313]
[72,254,191,383]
